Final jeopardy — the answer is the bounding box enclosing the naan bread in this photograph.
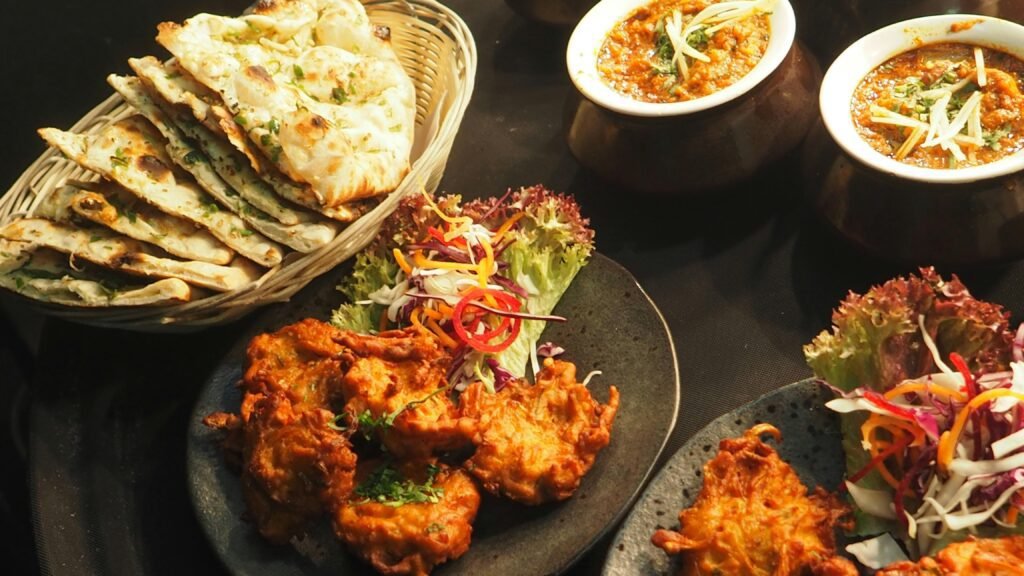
[0,241,192,307]
[156,0,415,208]
[0,218,259,292]
[129,55,366,222]
[109,74,340,253]
[34,183,234,265]
[128,56,268,175]
[38,116,284,267]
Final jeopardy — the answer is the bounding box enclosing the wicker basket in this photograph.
[0,0,476,332]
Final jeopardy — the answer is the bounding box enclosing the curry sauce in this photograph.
[852,43,1024,169]
[597,0,771,103]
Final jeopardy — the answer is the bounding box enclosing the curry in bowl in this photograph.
[852,42,1024,169]
[597,0,775,103]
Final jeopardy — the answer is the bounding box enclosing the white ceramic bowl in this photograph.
[820,14,1024,184]
[566,0,797,117]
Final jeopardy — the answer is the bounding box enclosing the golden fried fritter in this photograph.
[335,462,480,576]
[241,317,348,414]
[459,358,619,505]
[204,319,358,543]
[651,424,856,576]
[335,329,474,458]
[878,536,1024,575]
[240,392,357,544]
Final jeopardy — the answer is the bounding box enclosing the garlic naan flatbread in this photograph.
[109,74,340,253]
[38,117,284,267]
[0,219,259,292]
[0,241,192,307]
[156,0,415,208]
[129,55,366,222]
[35,183,234,265]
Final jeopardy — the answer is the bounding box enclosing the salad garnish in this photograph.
[332,186,594,392]
[805,268,1024,560]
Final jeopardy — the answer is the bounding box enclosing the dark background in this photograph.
[4,1,1024,575]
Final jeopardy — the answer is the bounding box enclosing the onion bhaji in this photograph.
[240,392,358,543]
[335,461,480,576]
[458,358,619,504]
[204,319,358,543]
[651,424,856,576]
[335,329,475,459]
[877,536,1024,575]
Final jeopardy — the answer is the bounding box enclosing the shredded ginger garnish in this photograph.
[664,0,777,80]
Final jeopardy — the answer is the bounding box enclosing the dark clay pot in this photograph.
[564,42,821,195]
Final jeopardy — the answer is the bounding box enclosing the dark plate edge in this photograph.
[552,255,682,574]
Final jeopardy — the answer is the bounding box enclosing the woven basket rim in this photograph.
[0,0,477,332]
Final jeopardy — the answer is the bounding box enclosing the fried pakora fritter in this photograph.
[242,317,348,413]
[877,536,1024,575]
[651,424,856,576]
[459,358,619,505]
[335,461,480,576]
[204,318,357,543]
[239,392,358,544]
[335,329,474,458]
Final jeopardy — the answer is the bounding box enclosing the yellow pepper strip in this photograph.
[885,382,967,403]
[862,413,926,448]
[409,308,430,336]
[437,302,455,316]
[426,318,459,349]
[491,212,525,244]
[477,237,495,290]
[866,437,904,490]
[938,389,1024,472]
[393,248,412,276]
[420,307,445,322]
[420,191,474,242]
[413,250,484,273]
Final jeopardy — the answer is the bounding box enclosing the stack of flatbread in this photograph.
[0,0,415,308]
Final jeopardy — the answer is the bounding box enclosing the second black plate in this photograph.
[601,379,845,576]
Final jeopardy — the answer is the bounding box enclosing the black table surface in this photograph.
[7,1,1024,575]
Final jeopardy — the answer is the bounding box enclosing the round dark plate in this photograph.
[187,252,680,576]
[601,379,845,576]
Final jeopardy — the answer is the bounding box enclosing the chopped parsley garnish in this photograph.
[984,125,1012,150]
[234,114,248,126]
[332,87,349,104]
[651,18,676,76]
[110,147,129,169]
[686,27,709,52]
[202,202,220,217]
[332,388,447,441]
[266,118,280,134]
[354,464,444,507]
[425,523,445,534]
[293,64,305,80]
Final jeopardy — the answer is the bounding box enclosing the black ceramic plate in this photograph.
[187,253,680,576]
[601,379,846,576]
